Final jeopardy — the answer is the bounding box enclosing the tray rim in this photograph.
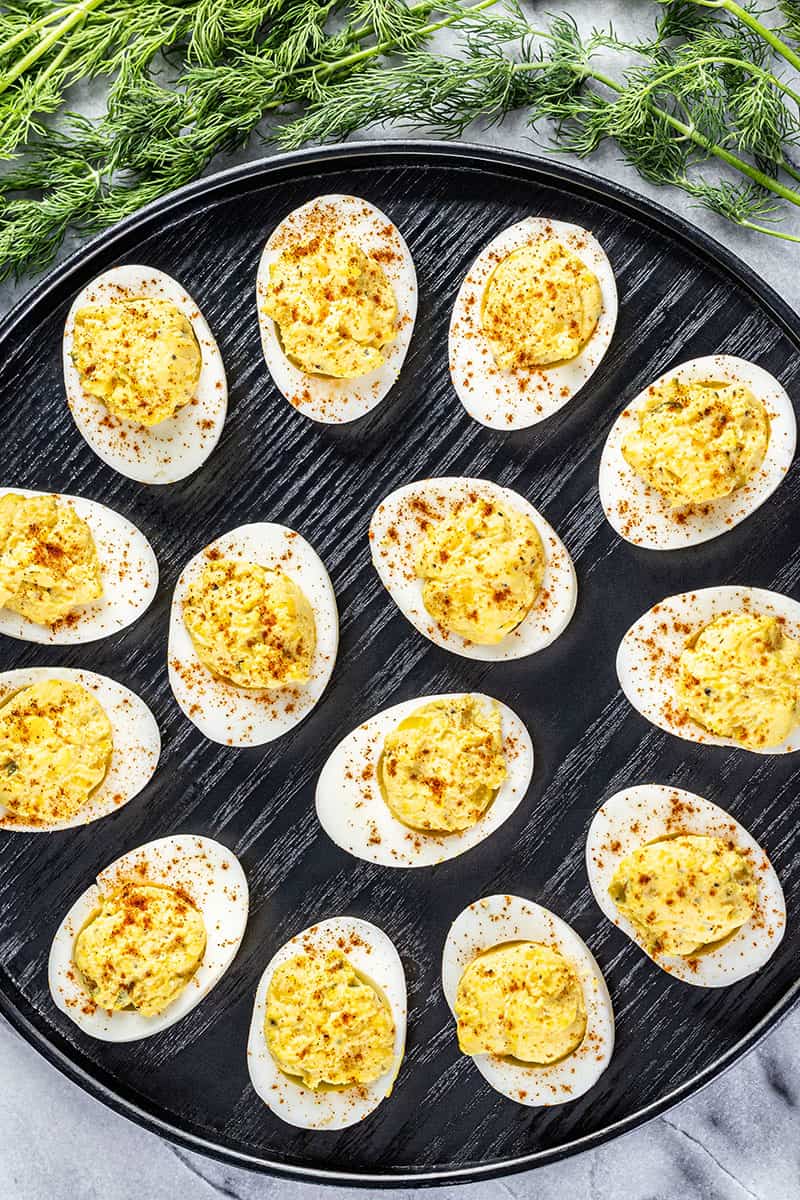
[1,138,799,1187]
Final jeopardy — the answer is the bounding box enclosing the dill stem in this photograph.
[741,219,800,242]
[645,101,800,209]
[0,4,77,62]
[0,31,76,152]
[0,0,107,98]
[632,54,800,111]
[514,59,800,212]
[716,0,800,75]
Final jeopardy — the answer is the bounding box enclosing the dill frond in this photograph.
[346,0,431,45]
[2,0,800,277]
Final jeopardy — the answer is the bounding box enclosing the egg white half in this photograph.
[441,894,614,1106]
[0,487,158,644]
[449,217,617,430]
[315,693,533,868]
[256,194,418,423]
[370,476,577,661]
[49,834,248,1041]
[247,915,407,1130]
[586,785,786,986]
[0,665,160,833]
[168,522,338,746]
[599,356,796,550]
[617,585,800,754]
[63,265,228,484]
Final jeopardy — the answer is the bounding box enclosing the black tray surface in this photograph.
[1,142,799,1186]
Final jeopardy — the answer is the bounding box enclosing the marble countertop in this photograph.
[1,2,799,1196]
[1,1009,799,1198]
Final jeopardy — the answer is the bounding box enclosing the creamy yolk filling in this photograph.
[621,378,769,507]
[481,238,602,371]
[264,948,395,1090]
[74,883,207,1016]
[71,297,202,426]
[263,232,398,378]
[455,941,587,1065]
[608,834,757,957]
[414,497,545,645]
[0,493,102,625]
[677,611,800,749]
[183,557,316,689]
[378,695,507,834]
[0,679,112,824]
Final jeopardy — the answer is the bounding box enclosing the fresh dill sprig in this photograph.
[0,0,500,278]
[276,48,516,147]
[346,0,432,46]
[780,1,800,43]
[0,120,104,272]
[0,0,282,158]
[2,0,800,279]
[522,11,800,240]
[272,5,800,241]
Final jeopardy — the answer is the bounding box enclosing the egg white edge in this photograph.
[63,264,228,484]
[617,585,800,754]
[168,522,339,746]
[256,194,418,424]
[0,487,159,644]
[369,476,578,661]
[449,216,618,430]
[315,692,533,867]
[0,665,160,833]
[246,915,407,1130]
[48,834,249,1041]
[441,894,615,1106]
[585,785,786,987]
[599,355,797,550]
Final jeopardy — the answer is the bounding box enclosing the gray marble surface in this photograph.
[1,1,799,1196]
[2,1009,799,1198]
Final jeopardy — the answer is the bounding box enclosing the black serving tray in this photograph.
[0,142,798,1186]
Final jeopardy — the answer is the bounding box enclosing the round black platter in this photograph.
[1,142,799,1187]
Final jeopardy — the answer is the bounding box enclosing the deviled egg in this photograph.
[617,586,800,753]
[586,785,785,986]
[168,522,338,745]
[316,692,533,867]
[257,194,417,423]
[63,265,227,483]
[0,488,157,644]
[449,216,617,429]
[247,915,406,1129]
[370,476,576,661]
[0,666,159,832]
[600,356,796,549]
[441,895,614,1106]
[49,834,248,1040]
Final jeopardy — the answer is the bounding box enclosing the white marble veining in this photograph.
[1,1010,798,1199]
[1,1,799,1195]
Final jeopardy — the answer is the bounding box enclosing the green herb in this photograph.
[1,0,800,280]
[0,0,512,278]
[281,2,800,241]
[0,1,280,158]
